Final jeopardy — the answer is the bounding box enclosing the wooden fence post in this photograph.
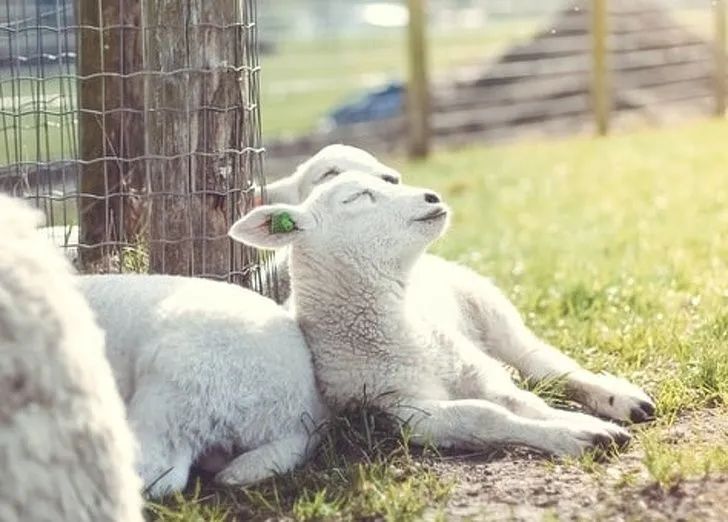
[77,0,144,271]
[145,0,245,277]
[591,0,610,136]
[406,0,430,158]
[715,0,727,117]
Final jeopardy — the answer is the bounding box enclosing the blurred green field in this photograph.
[0,76,77,166]
[154,119,728,521]
[260,20,537,137]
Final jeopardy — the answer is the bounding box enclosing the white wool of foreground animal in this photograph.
[0,195,143,522]
[78,273,328,498]
[230,172,652,457]
[266,144,656,426]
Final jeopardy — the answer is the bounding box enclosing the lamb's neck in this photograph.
[289,248,411,349]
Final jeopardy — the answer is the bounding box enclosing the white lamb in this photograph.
[265,145,655,425]
[230,172,642,456]
[259,144,401,206]
[0,195,143,522]
[77,273,328,498]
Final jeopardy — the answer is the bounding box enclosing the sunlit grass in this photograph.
[641,429,728,490]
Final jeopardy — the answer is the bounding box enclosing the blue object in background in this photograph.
[324,82,405,128]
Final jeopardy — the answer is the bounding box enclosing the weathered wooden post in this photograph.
[590,0,610,136]
[144,0,246,277]
[715,0,727,117]
[406,0,430,158]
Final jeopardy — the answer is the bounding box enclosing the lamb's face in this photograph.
[229,171,449,269]
[267,145,402,205]
[303,173,448,263]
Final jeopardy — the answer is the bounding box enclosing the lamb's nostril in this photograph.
[382,174,399,184]
[424,192,440,204]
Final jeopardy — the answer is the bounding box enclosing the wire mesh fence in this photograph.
[0,0,272,292]
[259,0,726,174]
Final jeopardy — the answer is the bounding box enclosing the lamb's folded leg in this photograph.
[389,398,628,456]
[215,432,315,486]
[127,381,195,498]
[454,270,655,422]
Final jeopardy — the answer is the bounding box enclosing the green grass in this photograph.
[641,430,728,489]
[0,76,77,166]
[153,119,728,520]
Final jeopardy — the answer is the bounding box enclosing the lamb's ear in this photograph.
[228,204,314,249]
[255,175,302,205]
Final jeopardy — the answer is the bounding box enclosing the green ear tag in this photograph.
[270,212,296,234]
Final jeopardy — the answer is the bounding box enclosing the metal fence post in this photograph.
[406,0,430,158]
[591,0,610,135]
[715,0,727,117]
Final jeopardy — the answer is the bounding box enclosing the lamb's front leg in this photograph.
[463,346,631,446]
[389,398,628,456]
[454,269,655,422]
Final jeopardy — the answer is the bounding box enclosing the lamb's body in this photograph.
[291,245,628,454]
[0,196,142,522]
[79,274,327,497]
[270,144,655,424]
[232,173,642,456]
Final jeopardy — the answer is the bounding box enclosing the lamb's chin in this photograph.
[424,217,450,243]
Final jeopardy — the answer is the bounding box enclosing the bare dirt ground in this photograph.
[425,410,728,521]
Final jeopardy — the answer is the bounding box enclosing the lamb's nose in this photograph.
[382,174,399,184]
[424,192,441,204]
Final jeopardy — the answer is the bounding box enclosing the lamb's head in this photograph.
[231,171,448,271]
[264,145,401,205]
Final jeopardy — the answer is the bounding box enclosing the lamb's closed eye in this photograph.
[318,168,340,182]
[342,190,375,204]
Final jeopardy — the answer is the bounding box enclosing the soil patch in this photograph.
[425,409,728,521]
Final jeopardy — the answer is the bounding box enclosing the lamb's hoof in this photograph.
[572,371,656,424]
[591,429,631,453]
[629,400,656,423]
[611,430,632,450]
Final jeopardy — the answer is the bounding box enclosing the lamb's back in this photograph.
[80,274,325,432]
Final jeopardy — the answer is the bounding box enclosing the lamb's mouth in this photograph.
[412,208,448,222]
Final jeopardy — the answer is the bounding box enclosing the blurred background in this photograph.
[2,1,724,173]
[258,0,725,173]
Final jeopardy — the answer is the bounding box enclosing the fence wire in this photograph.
[0,0,273,294]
